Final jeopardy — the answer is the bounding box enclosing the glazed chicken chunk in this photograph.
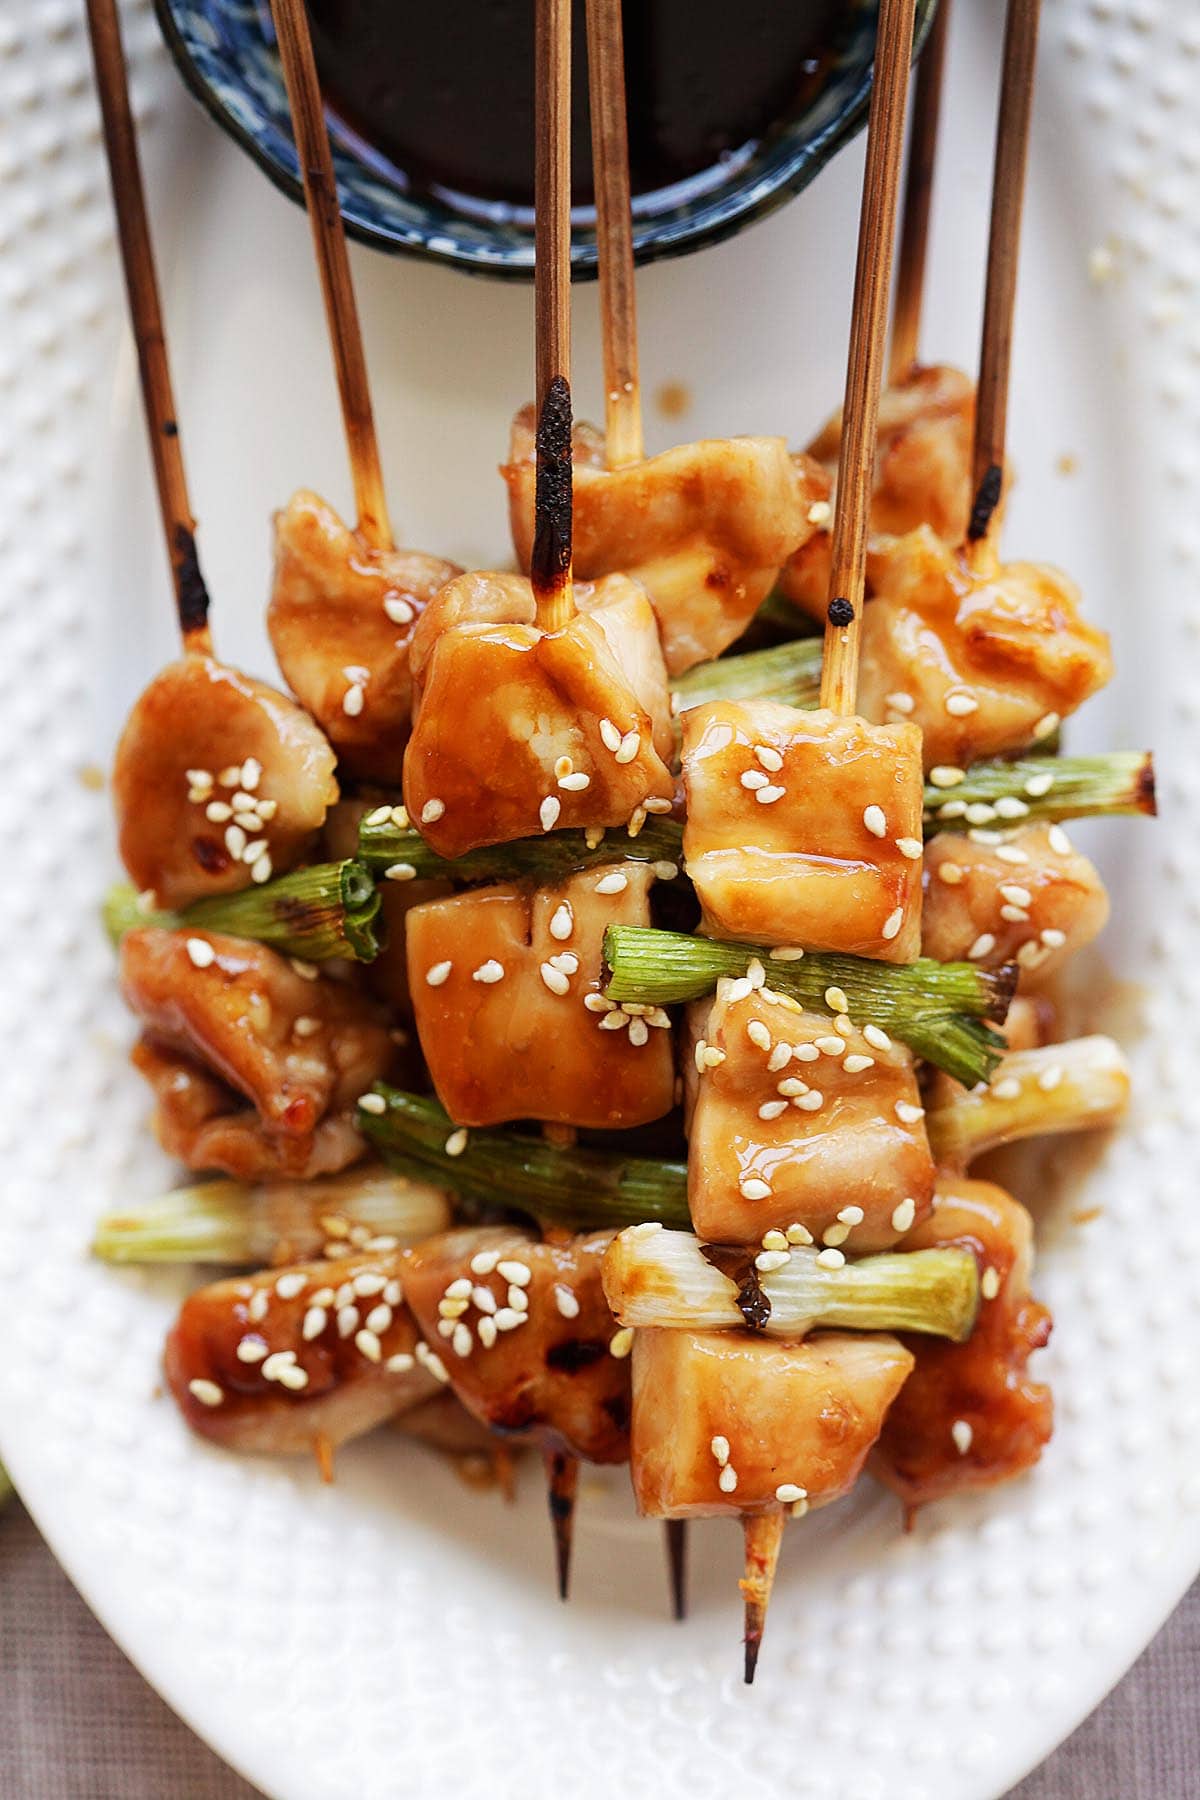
[401,1227,631,1463]
[502,405,828,673]
[857,527,1113,768]
[687,979,935,1250]
[268,489,461,785]
[403,570,675,858]
[113,654,338,908]
[872,1177,1053,1509]
[165,1251,438,1455]
[121,928,393,1177]
[681,698,924,960]
[631,1328,914,1518]
[923,822,1109,983]
[406,862,674,1129]
[779,364,977,620]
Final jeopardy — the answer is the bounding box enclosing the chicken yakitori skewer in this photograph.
[85,0,337,912]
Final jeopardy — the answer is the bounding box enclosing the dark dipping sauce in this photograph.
[301,0,846,219]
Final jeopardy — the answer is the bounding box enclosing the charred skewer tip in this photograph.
[665,1518,688,1622]
[544,1447,580,1601]
[740,1508,786,1684]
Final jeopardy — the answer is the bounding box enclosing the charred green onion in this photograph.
[91,1168,452,1265]
[924,752,1156,830]
[927,1036,1131,1168]
[358,1086,690,1231]
[357,809,684,884]
[672,637,822,714]
[603,1227,980,1343]
[603,925,1013,1086]
[103,859,382,961]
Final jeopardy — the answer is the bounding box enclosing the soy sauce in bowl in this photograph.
[306,0,844,223]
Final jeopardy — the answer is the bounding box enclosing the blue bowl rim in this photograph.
[152,0,937,281]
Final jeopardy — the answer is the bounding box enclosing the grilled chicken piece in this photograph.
[923,823,1109,984]
[164,1251,438,1454]
[121,928,393,1176]
[873,1177,1052,1508]
[779,365,976,620]
[687,978,935,1249]
[403,570,675,858]
[630,1328,914,1518]
[401,1227,630,1463]
[502,405,827,673]
[113,655,338,908]
[856,528,1113,768]
[268,491,460,785]
[395,1391,514,1460]
[681,698,924,960]
[406,863,674,1129]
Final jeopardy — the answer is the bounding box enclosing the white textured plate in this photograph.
[1,2,1197,1797]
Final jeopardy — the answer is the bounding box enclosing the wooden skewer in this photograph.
[268,0,392,551]
[665,1518,688,1622]
[967,0,1042,558]
[84,0,211,655]
[585,0,643,469]
[819,0,919,717]
[741,1509,785,1685]
[889,0,952,384]
[544,1447,580,1600]
[530,0,575,634]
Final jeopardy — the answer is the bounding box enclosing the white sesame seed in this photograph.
[995,797,1030,820]
[896,837,923,860]
[824,986,850,1015]
[944,691,979,717]
[936,800,968,821]
[1038,1063,1064,1092]
[786,1223,814,1245]
[992,1076,1022,1100]
[477,1317,498,1349]
[498,1260,531,1287]
[185,936,215,969]
[204,800,232,822]
[261,1350,298,1382]
[540,961,570,995]
[757,1099,788,1121]
[292,1015,321,1040]
[358,1091,386,1115]
[256,799,278,821]
[998,884,1033,907]
[1041,927,1067,948]
[715,1464,738,1495]
[863,804,887,838]
[421,798,446,825]
[1033,712,1060,741]
[792,1043,820,1062]
[628,1017,649,1046]
[554,1284,580,1319]
[594,871,630,899]
[929,765,966,789]
[250,853,273,885]
[653,860,679,881]
[793,1090,824,1112]
[290,958,319,981]
[301,1306,327,1342]
[385,863,418,882]
[312,1282,338,1304]
[507,1286,529,1314]
[275,1271,306,1300]
[839,1206,865,1227]
[768,946,806,962]
[356,1329,383,1363]
[775,1483,807,1504]
[761,1230,789,1252]
[767,1042,792,1072]
[891,1198,917,1233]
[451,1322,473,1358]
[364,805,392,829]
[240,759,262,790]
[235,1336,269,1363]
[1000,904,1031,923]
[739,1176,772,1201]
[710,1434,731,1466]
[843,1054,875,1074]
[881,907,904,941]
[342,684,365,717]
[470,1249,501,1275]
[1024,771,1055,797]
[386,1351,416,1372]
[755,784,786,805]
[702,1045,726,1068]
[753,744,784,772]
[777,1078,809,1097]
[814,1036,846,1056]
[354,1272,388,1298]
[540,795,561,831]
[755,1249,790,1272]
[895,1100,926,1125]
[995,844,1031,865]
[445,1128,469,1157]
[746,1020,772,1051]
[425,960,453,987]
[816,1247,846,1270]
[472,959,505,984]
[615,730,641,765]
[494,1308,525,1332]
[186,767,213,791]
[746,959,766,990]
[965,803,997,826]
[863,1024,891,1052]
[599,1010,630,1032]
[1048,825,1072,856]
[188,1379,224,1407]
[968,934,996,961]
[741,768,769,791]
[218,765,242,788]
[822,1222,851,1247]
[248,1290,269,1323]
[547,903,575,943]
[417,1343,450,1383]
[383,594,415,625]
[599,717,622,753]
[361,1303,391,1336]
[937,861,965,886]
[337,1305,360,1337]
[969,829,1005,846]
[951,1419,974,1455]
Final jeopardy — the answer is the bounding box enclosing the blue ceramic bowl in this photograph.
[154,0,936,279]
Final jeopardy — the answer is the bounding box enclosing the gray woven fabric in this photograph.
[1,1499,1195,1798]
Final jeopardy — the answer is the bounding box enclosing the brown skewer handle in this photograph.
[889,0,952,384]
[820,0,919,717]
[84,0,212,655]
[268,0,392,551]
[967,0,1042,559]
[544,1447,580,1600]
[741,1509,785,1685]
[531,0,576,634]
[585,0,643,470]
